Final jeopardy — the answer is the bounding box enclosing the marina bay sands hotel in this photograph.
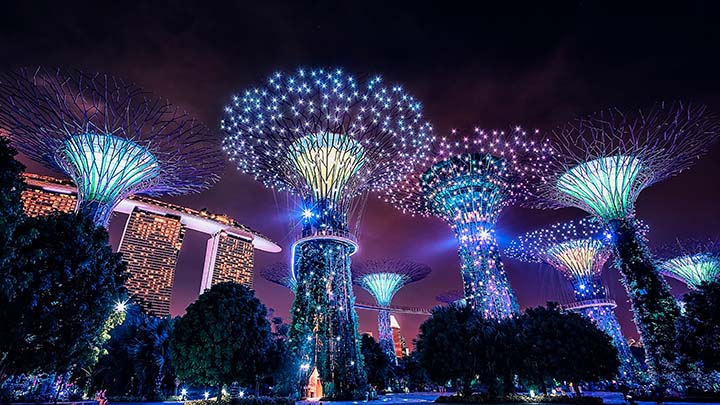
[21,173,281,316]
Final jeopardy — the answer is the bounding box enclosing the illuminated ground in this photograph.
[294,391,716,405]
[112,391,719,405]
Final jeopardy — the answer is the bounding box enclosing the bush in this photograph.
[186,397,294,405]
[435,393,603,404]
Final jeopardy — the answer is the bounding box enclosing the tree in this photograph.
[171,282,273,391]
[394,352,431,393]
[516,304,619,395]
[129,316,175,398]
[416,305,514,397]
[360,334,394,390]
[91,305,146,397]
[265,316,294,396]
[0,137,25,269]
[0,213,128,382]
[676,281,720,375]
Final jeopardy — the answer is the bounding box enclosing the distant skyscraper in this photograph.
[21,174,77,217]
[390,315,408,358]
[200,231,254,292]
[119,207,186,316]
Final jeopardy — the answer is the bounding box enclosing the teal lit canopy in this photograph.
[353,260,431,307]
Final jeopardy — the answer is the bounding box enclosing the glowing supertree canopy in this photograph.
[526,102,720,388]
[353,260,431,306]
[659,240,720,290]
[507,217,639,384]
[221,68,433,399]
[531,102,720,221]
[260,262,297,291]
[507,218,612,301]
[353,260,430,361]
[435,289,465,306]
[0,67,222,226]
[383,127,552,318]
[222,68,433,236]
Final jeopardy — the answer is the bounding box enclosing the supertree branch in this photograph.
[260,262,297,291]
[352,260,430,360]
[658,239,720,290]
[221,68,433,399]
[383,127,552,319]
[508,218,640,384]
[0,67,223,226]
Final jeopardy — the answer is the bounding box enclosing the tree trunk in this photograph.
[609,218,679,390]
[155,369,163,398]
[540,379,547,396]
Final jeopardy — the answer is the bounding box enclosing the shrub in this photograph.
[186,397,294,405]
[435,393,603,404]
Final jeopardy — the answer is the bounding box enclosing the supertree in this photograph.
[506,217,639,384]
[435,289,465,306]
[260,262,297,291]
[384,127,551,318]
[352,260,430,360]
[221,68,432,398]
[0,67,222,226]
[659,240,720,290]
[526,102,720,386]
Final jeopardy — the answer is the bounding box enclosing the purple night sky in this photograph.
[3,2,720,344]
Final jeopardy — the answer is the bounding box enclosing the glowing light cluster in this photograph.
[353,260,430,359]
[507,218,611,301]
[0,67,222,226]
[659,240,720,290]
[383,127,552,318]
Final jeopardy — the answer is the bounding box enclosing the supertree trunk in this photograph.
[377,309,396,361]
[77,200,115,227]
[608,218,680,388]
[288,239,367,399]
[455,224,519,318]
[573,303,640,385]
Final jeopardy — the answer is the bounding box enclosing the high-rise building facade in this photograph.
[200,231,254,292]
[390,315,409,357]
[21,174,78,217]
[119,208,186,316]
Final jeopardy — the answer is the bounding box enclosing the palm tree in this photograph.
[128,316,174,398]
